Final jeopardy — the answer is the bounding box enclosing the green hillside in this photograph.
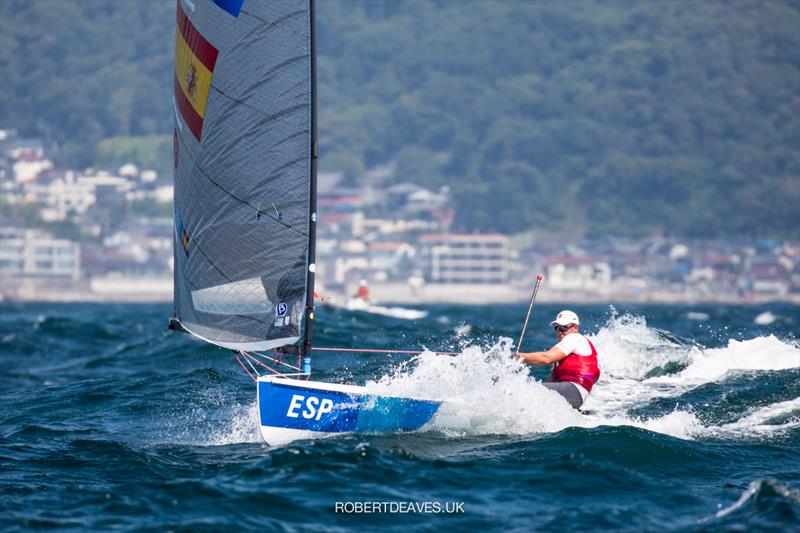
[1,0,798,238]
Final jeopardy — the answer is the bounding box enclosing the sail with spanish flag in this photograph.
[170,0,317,352]
[174,3,219,141]
[168,0,442,447]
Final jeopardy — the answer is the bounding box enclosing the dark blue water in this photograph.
[1,302,799,531]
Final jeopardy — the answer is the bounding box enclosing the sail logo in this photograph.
[174,1,218,141]
[274,303,290,326]
[286,394,334,421]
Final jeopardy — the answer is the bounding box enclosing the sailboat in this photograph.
[169,0,440,446]
[340,297,428,320]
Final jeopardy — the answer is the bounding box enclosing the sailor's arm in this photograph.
[516,346,567,366]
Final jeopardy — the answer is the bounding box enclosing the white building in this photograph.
[118,163,139,178]
[0,228,80,280]
[543,257,612,292]
[28,172,96,221]
[13,159,53,183]
[125,185,173,203]
[419,233,510,284]
[25,171,137,222]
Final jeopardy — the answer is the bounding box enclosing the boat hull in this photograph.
[257,376,440,445]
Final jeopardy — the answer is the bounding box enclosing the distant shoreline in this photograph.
[2,283,797,306]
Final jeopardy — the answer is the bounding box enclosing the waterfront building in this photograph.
[418,233,509,284]
[0,227,80,280]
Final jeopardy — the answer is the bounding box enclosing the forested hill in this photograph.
[1,0,798,239]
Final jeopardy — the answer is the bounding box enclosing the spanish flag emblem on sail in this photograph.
[175,1,219,141]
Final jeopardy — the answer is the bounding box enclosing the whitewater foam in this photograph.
[208,401,262,445]
[658,335,800,383]
[364,312,799,443]
[361,334,699,440]
[590,312,693,380]
[709,397,800,439]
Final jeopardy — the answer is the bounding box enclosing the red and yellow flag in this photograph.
[175,2,219,141]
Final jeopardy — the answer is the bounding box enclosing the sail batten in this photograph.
[172,0,314,352]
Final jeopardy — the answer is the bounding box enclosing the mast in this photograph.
[301,0,318,364]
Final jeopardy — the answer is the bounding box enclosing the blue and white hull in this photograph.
[257,376,440,446]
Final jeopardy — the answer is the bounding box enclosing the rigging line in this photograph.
[241,350,279,373]
[247,350,302,371]
[240,354,310,379]
[248,350,301,371]
[242,351,293,378]
[241,351,294,377]
[243,353,260,377]
[234,352,257,381]
[311,347,460,356]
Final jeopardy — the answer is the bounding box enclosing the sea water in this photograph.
[1,302,798,531]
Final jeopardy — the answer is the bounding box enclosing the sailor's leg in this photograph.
[542,382,583,409]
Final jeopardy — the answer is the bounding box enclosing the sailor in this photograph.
[354,279,370,301]
[515,310,600,409]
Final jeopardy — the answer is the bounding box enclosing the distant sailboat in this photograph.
[169,0,439,446]
[341,297,428,320]
[754,311,777,326]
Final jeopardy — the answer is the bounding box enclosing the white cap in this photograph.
[359,279,368,286]
[550,310,579,327]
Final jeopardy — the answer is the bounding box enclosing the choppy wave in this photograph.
[700,478,800,531]
[3,302,799,532]
[207,310,800,447]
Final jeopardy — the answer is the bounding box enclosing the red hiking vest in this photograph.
[547,337,601,393]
